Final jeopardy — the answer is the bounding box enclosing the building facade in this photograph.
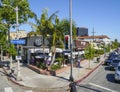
[77,35,111,44]
[10,30,27,40]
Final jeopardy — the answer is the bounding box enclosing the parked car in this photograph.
[109,58,120,70]
[114,62,120,82]
[104,53,120,65]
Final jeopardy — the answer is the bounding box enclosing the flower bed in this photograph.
[28,65,50,75]
[28,64,70,76]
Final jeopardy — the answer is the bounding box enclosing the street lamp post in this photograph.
[1,4,21,80]
[69,0,74,82]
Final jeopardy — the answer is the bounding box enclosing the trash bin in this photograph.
[97,58,100,62]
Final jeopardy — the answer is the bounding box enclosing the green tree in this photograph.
[111,39,120,49]
[0,0,34,24]
[59,19,76,37]
[49,16,64,65]
[84,42,95,68]
[34,8,62,65]
[0,0,35,60]
[0,0,35,42]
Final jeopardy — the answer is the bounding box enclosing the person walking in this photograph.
[77,58,81,68]
[31,55,35,65]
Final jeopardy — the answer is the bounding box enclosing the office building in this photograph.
[77,27,88,36]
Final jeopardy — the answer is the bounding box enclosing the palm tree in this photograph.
[49,16,64,65]
[32,9,77,66]
[35,9,59,64]
[48,18,77,65]
[60,19,77,38]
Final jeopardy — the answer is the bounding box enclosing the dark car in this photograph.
[109,58,120,70]
[104,54,120,65]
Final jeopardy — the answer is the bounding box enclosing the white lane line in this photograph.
[89,83,118,92]
[25,90,33,92]
[4,87,13,92]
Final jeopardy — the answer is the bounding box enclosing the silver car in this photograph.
[114,62,120,82]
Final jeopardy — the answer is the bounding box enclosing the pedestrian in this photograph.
[31,55,35,65]
[77,58,81,68]
[47,57,51,66]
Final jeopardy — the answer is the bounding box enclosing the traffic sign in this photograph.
[16,55,22,60]
[11,39,25,45]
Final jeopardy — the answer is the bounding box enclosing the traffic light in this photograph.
[65,35,70,49]
[18,46,22,56]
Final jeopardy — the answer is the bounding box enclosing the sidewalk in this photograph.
[2,55,107,92]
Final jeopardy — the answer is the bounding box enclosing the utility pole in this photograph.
[92,27,95,42]
[69,0,74,82]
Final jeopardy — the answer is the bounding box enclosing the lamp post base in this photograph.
[69,75,74,82]
[16,60,22,81]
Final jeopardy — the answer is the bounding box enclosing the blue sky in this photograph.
[18,0,120,41]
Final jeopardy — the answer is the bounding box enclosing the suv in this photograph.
[114,62,120,82]
[109,58,120,70]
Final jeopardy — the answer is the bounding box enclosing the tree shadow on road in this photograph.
[106,73,119,84]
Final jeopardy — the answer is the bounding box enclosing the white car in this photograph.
[114,62,120,82]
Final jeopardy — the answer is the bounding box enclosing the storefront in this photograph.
[21,36,49,65]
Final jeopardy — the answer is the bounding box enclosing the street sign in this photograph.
[16,55,22,60]
[11,39,25,45]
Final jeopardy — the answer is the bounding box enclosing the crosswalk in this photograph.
[4,87,33,92]
[4,87,13,92]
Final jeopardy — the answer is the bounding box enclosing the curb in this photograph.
[75,60,104,84]
[2,67,25,87]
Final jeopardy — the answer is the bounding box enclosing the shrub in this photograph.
[50,63,61,71]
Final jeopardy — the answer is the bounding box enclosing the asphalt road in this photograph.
[76,64,120,92]
[0,68,32,92]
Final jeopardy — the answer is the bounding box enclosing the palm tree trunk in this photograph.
[50,46,56,65]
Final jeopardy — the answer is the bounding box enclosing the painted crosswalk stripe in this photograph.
[4,87,13,92]
[25,90,33,92]
[89,83,118,92]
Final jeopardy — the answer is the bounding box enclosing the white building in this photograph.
[77,35,111,45]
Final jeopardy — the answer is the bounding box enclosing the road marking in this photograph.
[4,87,13,92]
[89,83,117,92]
[25,90,33,92]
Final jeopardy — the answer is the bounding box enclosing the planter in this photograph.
[28,65,50,75]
